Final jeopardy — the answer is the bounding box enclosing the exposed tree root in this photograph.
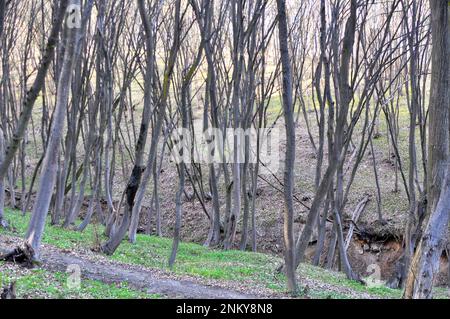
[0,242,38,269]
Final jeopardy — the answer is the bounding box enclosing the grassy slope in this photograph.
[2,209,447,299]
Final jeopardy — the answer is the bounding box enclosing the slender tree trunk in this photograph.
[24,1,80,260]
[294,1,357,269]
[127,0,157,244]
[0,0,69,180]
[0,0,7,227]
[276,0,298,294]
[223,0,244,250]
[403,0,420,284]
[404,171,450,298]
[0,0,6,39]
[102,0,182,254]
[0,127,6,228]
[404,0,449,299]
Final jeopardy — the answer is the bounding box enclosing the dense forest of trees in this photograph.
[0,0,449,299]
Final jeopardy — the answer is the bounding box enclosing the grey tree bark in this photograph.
[404,0,449,299]
[102,0,182,255]
[0,127,6,228]
[23,0,81,260]
[0,0,69,180]
[294,0,358,270]
[404,170,450,298]
[127,0,158,244]
[425,0,450,218]
[223,0,244,250]
[276,0,298,294]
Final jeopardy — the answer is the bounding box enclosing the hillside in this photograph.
[1,209,448,299]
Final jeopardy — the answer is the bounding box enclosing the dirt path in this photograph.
[0,234,395,299]
[0,236,258,299]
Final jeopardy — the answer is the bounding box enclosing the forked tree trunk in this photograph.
[223,0,244,250]
[169,29,203,265]
[190,0,222,247]
[101,0,182,255]
[294,0,357,270]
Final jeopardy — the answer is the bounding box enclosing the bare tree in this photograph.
[101,0,183,255]
[276,0,298,294]
[404,0,449,299]
[2,0,82,261]
[0,0,69,180]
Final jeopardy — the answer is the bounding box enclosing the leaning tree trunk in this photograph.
[0,0,69,230]
[404,171,450,298]
[101,0,182,255]
[0,0,69,181]
[294,0,357,269]
[22,1,81,261]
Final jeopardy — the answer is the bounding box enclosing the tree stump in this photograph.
[0,242,36,268]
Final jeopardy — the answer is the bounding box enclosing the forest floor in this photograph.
[10,93,437,282]
[1,209,449,299]
[3,96,448,298]
[12,109,420,283]
[0,235,256,299]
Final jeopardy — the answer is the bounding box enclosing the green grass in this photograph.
[1,209,448,299]
[299,262,406,299]
[1,209,284,290]
[0,260,161,299]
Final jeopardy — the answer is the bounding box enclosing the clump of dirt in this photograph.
[305,231,449,287]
